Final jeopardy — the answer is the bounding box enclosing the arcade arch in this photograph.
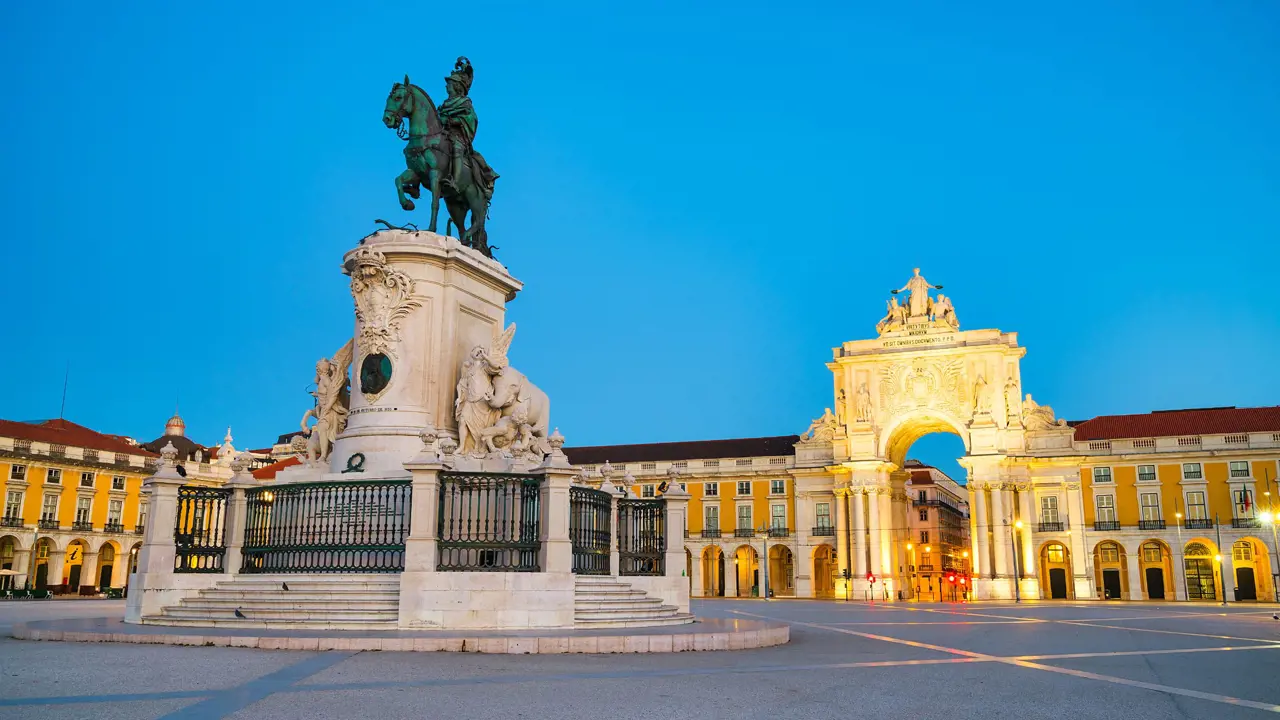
[733,545,758,598]
[700,546,724,597]
[1038,541,1075,599]
[812,545,835,598]
[1138,539,1174,601]
[1231,538,1273,602]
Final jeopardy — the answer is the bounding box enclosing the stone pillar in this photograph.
[1220,552,1235,603]
[726,547,739,597]
[45,550,65,590]
[12,552,29,592]
[600,479,622,577]
[1171,549,1187,601]
[973,484,989,578]
[689,543,704,598]
[538,465,576,575]
[125,447,188,623]
[851,490,868,579]
[109,554,128,588]
[1126,553,1144,600]
[80,552,98,590]
[878,490,895,600]
[989,487,1008,577]
[1064,482,1093,599]
[663,486,690,581]
[222,455,257,577]
[1017,484,1035,573]
[1001,485,1018,578]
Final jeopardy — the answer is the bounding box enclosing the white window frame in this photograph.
[736,481,752,496]
[815,502,831,528]
[4,490,22,518]
[41,493,59,520]
[1137,464,1156,482]
[770,479,785,495]
[79,471,95,488]
[75,496,92,523]
[1096,494,1116,523]
[107,499,123,525]
[1186,491,1207,520]
[1229,461,1250,479]
[770,504,785,529]
[704,505,719,530]
[138,501,149,529]
[736,504,752,530]
[641,484,655,498]
[9,464,25,481]
[703,482,718,497]
[1092,467,1113,484]
[111,476,126,491]
[1234,488,1255,519]
[1182,463,1203,480]
[1139,492,1160,521]
[1041,496,1059,524]
[46,468,62,485]
[919,508,928,521]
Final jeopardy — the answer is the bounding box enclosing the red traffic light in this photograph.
[867,574,876,583]
[959,577,967,585]
[948,574,956,583]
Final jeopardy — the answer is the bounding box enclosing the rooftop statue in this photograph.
[877,268,958,335]
[383,58,500,257]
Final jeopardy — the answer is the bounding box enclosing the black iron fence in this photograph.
[241,480,410,573]
[437,472,542,572]
[618,499,665,576]
[174,485,230,573]
[570,486,611,575]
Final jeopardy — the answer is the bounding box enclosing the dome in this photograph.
[164,413,186,437]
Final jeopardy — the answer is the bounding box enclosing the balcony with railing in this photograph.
[134,524,146,535]
[734,528,756,538]
[767,526,791,538]
[1138,519,1166,531]
[1184,518,1214,529]
[1232,517,1261,529]
[700,528,721,539]
[1094,520,1121,532]
[0,515,23,528]
[1037,521,1065,533]
[38,516,58,530]
[811,525,835,536]
[104,522,125,533]
[72,520,94,532]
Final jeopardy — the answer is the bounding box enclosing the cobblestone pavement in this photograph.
[4,598,1280,719]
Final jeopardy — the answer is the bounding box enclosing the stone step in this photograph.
[144,616,398,630]
[573,576,632,585]
[573,614,696,628]
[574,606,681,621]
[213,582,401,592]
[574,598,666,610]
[159,608,397,623]
[180,594,396,604]
[572,591,649,601]
[195,590,400,601]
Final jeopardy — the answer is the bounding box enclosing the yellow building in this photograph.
[0,413,269,594]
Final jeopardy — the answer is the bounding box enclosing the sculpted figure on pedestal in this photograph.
[301,339,354,465]
[1022,394,1067,431]
[835,388,848,424]
[891,268,942,318]
[454,323,551,459]
[1003,376,1022,424]
[800,408,840,442]
[972,374,992,415]
[853,383,874,424]
[934,294,959,329]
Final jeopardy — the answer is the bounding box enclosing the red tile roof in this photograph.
[0,418,157,457]
[1072,406,1280,441]
[252,456,301,480]
[565,436,800,466]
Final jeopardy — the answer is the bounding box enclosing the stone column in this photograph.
[80,551,98,590]
[45,550,65,591]
[834,488,850,584]
[539,466,576,575]
[725,548,739,597]
[867,488,883,581]
[989,487,1008,577]
[125,446,187,623]
[1064,482,1092,599]
[109,554,128,588]
[1171,549,1187,601]
[1220,552,1235,603]
[878,490,895,599]
[851,490,868,579]
[1001,485,1018,579]
[600,478,622,577]
[1017,484,1035,573]
[973,484,990,578]
[1126,553,1144,600]
[663,486,690,581]
[12,552,29,592]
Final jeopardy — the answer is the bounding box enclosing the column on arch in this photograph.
[972,483,990,578]
[1125,543,1144,600]
[1000,484,1018,578]
[834,487,850,584]
[1064,481,1092,597]
[851,489,867,579]
[866,487,883,580]
[988,485,1009,577]
[1016,483,1036,574]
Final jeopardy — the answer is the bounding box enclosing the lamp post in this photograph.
[1263,469,1279,601]
[758,523,770,601]
[1215,512,1228,607]
[1012,519,1023,603]
[907,543,915,601]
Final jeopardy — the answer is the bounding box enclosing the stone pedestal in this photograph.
[332,230,522,477]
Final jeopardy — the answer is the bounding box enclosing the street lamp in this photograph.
[907,543,916,600]
[757,523,770,601]
[1012,519,1024,603]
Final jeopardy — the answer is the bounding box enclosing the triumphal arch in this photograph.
[794,269,1087,601]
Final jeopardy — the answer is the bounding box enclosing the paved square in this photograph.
[3,599,1280,719]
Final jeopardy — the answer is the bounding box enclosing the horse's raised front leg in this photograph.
[426,168,441,233]
[394,169,417,211]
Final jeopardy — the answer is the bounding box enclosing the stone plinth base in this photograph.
[626,576,691,615]
[14,616,788,654]
[124,573,222,624]
[398,571,576,629]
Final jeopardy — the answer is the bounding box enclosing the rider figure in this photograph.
[439,57,498,198]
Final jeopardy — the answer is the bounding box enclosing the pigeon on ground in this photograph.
[234,608,246,619]
[282,582,290,591]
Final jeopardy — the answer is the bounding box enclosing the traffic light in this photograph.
[959,576,967,585]
[867,573,876,584]
[842,568,851,579]
[948,574,956,583]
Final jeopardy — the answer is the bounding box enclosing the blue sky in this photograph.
[3,2,1278,481]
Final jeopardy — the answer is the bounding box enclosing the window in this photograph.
[46,468,61,485]
[1182,463,1203,480]
[919,508,929,521]
[1234,489,1254,518]
[1047,544,1065,563]
[815,502,831,528]
[703,460,719,468]
[1100,543,1120,563]
[704,506,719,530]
[1233,541,1254,562]
[138,502,148,529]
[41,494,59,520]
[736,458,752,467]
[736,481,751,496]
[770,479,785,495]
[1229,461,1250,479]
[918,490,927,503]
[1096,495,1116,523]
[641,484,655,498]
[75,497,92,523]
[1141,542,1163,563]
[9,465,25,481]
[80,471,95,488]
[1137,465,1156,482]
[736,505,752,529]
[1041,496,1059,524]
[111,476,125,491]
[771,504,785,528]
[1140,493,1160,521]
[919,530,929,544]
[108,499,123,525]
[1092,467,1112,484]
[704,482,719,497]
[4,491,22,518]
[1186,491,1207,520]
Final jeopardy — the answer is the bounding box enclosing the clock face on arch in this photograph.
[360,353,393,396]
